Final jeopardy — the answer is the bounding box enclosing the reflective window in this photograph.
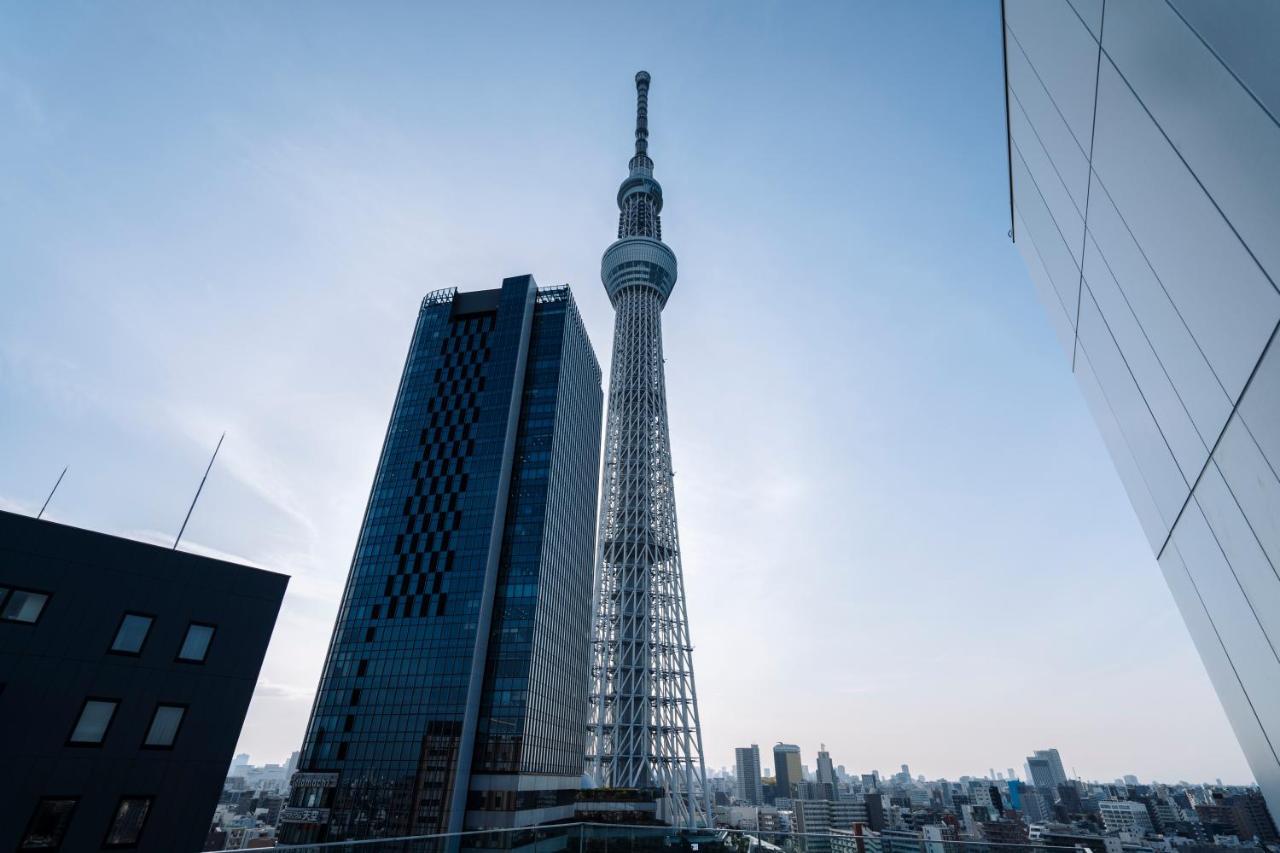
[1158,543,1280,801]
[19,797,78,849]
[1213,416,1280,572]
[69,698,118,745]
[1194,464,1280,645]
[1009,90,1085,267]
[1012,149,1080,326]
[1170,0,1280,122]
[103,797,152,848]
[1105,0,1280,286]
[1081,236,1209,480]
[1240,342,1280,474]
[143,705,185,748]
[1172,501,1280,744]
[1005,0,1100,148]
[1091,59,1280,402]
[2,589,50,624]
[1082,173,1232,443]
[1074,346,1167,548]
[1069,0,1102,38]
[177,623,215,662]
[110,614,153,655]
[1077,289,1190,530]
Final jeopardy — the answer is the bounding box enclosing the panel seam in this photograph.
[1168,540,1280,772]
[1162,0,1280,134]
[1158,320,1280,560]
[1098,48,1280,297]
[1071,0,1105,372]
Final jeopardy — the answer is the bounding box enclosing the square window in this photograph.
[142,704,185,748]
[176,623,215,662]
[69,698,118,745]
[109,614,154,655]
[19,797,78,849]
[2,589,50,624]
[103,796,152,848]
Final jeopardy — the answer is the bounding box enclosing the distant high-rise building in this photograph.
[736,745,764,805]
[1227,790,1280,844]
[0,510,287,853]
[774,744,803,801]
[1057,783,1083,815]
[1025,749,1067,793]
[1019,784,1052,824]
[1003,0,1280,816]
[1033,750,1067,787]
[280,277,603,844]
[817,746,837,798]
[587,71,708,828]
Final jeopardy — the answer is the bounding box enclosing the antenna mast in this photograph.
[174,432,225,550]
[37,466,68,520]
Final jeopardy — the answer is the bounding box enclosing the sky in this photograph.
[0,2,1253,786]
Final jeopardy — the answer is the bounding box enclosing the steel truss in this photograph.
[586,71,708,829]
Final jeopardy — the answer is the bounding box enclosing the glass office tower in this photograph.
[1004,0,1280,813]
[279,275,602,844]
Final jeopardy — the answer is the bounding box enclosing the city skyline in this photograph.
[0,1,1256,789]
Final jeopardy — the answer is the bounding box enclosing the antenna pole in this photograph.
[37,466,68,520]
[174,432,225,550]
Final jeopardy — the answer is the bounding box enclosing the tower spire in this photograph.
[633,70,651,163]
[616,71,665,242]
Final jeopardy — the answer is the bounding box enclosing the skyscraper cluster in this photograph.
[717,742,1277,853]
[278,71,707,845]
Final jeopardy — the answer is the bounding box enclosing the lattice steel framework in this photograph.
[587,71,708,828]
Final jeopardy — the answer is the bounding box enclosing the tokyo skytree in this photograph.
[587,71,708,828]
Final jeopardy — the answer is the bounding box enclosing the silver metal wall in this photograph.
[1004,0,1280,812]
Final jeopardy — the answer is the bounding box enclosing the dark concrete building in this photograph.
[0,509,287,852]
[280,277,602,844]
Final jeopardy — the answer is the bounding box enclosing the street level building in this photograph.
[1099,800,1155,835]
[280,278,603,844]
[0,510,287,853]
[1004,0,1280,815]
[793,799,863,853]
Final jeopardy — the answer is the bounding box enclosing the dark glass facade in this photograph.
[280,276,602,844]
[0,509,287,853]
[1005,0,1280,814]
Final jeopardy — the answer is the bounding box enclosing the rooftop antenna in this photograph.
[174,432,224,550]
[37,466,68,520]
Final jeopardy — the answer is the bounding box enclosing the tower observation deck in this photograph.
[587,71,708,829]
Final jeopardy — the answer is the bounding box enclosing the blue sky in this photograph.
[0,2,1251,783]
